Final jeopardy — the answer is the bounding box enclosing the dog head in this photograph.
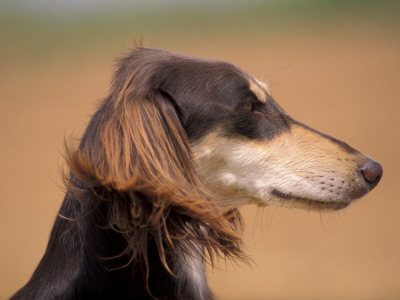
[70,47,382,216]
[135,48,382,212]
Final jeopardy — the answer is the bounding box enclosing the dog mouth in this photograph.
[270,189,350,210]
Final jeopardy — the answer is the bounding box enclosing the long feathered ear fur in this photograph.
[64,48,245,286]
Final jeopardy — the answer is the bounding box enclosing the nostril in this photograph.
[360,160,383,187]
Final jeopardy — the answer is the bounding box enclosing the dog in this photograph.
[11,47,382,300]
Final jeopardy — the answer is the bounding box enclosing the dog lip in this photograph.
[270,189,350,210]
[271,189,293,200]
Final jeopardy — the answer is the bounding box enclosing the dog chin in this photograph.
[269,189,352,211]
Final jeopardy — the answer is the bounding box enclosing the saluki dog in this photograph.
[12,48,382,300]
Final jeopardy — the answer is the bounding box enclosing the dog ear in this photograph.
[65,71,244,268]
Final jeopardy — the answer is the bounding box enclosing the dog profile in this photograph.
[11,47,382,300]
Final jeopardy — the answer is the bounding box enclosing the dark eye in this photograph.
[244,103,254,112]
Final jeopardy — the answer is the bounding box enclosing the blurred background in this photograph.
[1,0,399,299]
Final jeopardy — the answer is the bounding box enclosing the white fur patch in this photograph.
[178,244,208,300]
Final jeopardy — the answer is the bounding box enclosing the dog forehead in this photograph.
[175,62,250,101]
[160,55,271,111]
[196,63,266,105]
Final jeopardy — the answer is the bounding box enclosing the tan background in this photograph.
[1,2,399,299]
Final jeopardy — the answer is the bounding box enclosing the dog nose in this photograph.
[360,159,383,189]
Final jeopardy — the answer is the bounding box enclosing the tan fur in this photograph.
[248,79,268,102]
[193,124,367,211]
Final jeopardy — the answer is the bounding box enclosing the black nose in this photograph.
[360,160,383,189]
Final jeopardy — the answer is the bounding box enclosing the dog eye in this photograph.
[244,103,254,112]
